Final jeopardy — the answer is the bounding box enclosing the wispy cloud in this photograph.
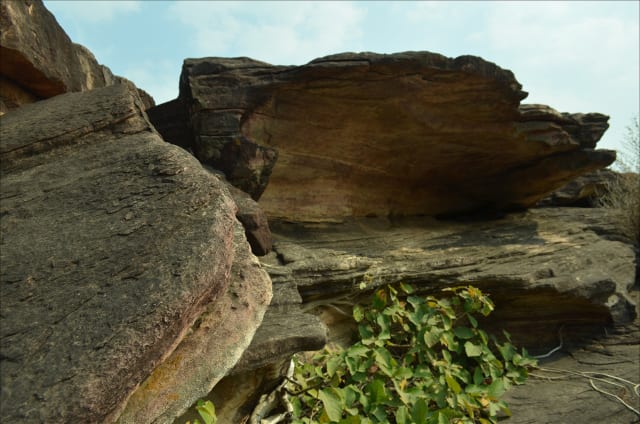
[167,1,365,65]
[45,0,141,23]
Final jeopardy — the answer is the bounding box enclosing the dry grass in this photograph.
[599,116,640,246]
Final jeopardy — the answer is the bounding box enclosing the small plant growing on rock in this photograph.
[285,284,537,423]
[184,399,217,424]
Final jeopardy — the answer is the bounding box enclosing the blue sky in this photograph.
[44,1,639,157]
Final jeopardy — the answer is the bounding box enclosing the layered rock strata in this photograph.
[0,83,271,423]
[150,53,614,221]
[261,208,637,348]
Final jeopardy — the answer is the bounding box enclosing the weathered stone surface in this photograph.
[177,279,327,424]
[0,83,270,423]
[538,169,618,207]
[115,222,272,424]
[167,52,614,221]
[260,208,637,348]
[504,291,640,424]
[519,103,610,149]
[146,98,194,150]
[0,0,154,112]
[225,181,273,256]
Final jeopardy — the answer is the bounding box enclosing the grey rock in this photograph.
[175,278,326,424]
[115,222,272,424]
[504,304,640,424]
[0,83,270,423]
[261,208,637,348]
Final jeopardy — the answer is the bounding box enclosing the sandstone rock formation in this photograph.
[150,53,614,221]
[538,168,618,207]
[0,0,154,113]
[261,208,636,349]
[3,2,637,423]
[0,83,271,423]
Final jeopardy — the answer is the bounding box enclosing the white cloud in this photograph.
[470,1,639,155]
[45,1,141,23]
[167,1,365,65]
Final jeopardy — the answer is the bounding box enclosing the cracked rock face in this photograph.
[0,83,271,423]
[159,52,614,221]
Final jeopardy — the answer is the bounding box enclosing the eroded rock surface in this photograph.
[504,293,640,424]
[155,53,614,221]
[538,169,618,207]
[0,0,154,112]
[0,83,271,423]
[261,208,636,348]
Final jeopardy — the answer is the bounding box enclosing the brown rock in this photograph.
[538,168,619,207]
[167,52,614,221]
[0,83,270,423]
[0,0,154,112]
[224,181,273,256]
[519,103,610,148]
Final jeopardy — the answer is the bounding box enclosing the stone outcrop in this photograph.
[0,83,271,423]
[0,0,154,113]
[504,306,640,424]
[3,2,637,422]
[538,168,618,207]
[260,208,636,348]
[150,53,614,221]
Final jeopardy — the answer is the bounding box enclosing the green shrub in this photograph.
[286,284,537,424]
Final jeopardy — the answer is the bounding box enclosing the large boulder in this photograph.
[0,83,271,423]
[0,0,154,113]
[151,52,614,221]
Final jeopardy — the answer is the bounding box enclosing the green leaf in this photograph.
[411,399,428,423]
[374,347,394,376]
[465,341,483,357]
[466,313,478,328]
[319,388,344,422]
[372,288,388,310]
[195,400,216,424]
[473,367,484,385]
[454,326,474,339]
[440,331,459,350]
[437,411,449,424]
[445,373,462,394]
[399,282,415,294]
[376,314,391,340]
[487,378,506,399]
[424,330,440,348]
[395,405,410,424]
[327,356,343,378]
[365,378,388,404]
[353,305,365,322]
[394,366,413,380]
